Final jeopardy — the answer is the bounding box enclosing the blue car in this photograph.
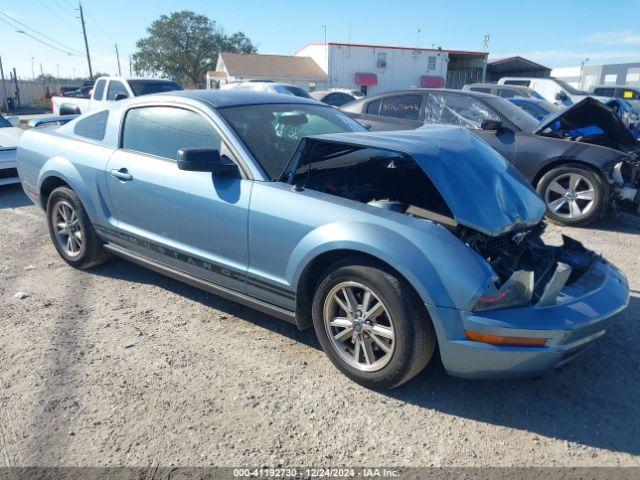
[17,91,629,388]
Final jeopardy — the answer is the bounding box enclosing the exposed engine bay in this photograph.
[293,141,595,308]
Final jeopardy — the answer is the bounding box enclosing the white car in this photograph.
[498,77,607,106]
[0,115,22,186]
[220,81,313,99]
[51,77,183,115]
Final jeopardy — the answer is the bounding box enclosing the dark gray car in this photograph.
[341,89,640,226]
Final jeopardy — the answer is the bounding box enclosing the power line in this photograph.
[35,0,82,34]
[0,16,79,56]
[0,11,82,55]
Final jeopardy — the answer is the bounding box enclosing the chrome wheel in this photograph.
[544,173,595,220]
[51,200,83,258]
[323,281,395,372]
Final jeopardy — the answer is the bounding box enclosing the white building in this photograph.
[295,42,487,95]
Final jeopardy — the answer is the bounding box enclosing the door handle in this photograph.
[110,168,132,181]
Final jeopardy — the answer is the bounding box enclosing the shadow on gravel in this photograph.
[390,295,640,457]
[0,184,31,209]
[582,212,640,234]
[90,258,640,457]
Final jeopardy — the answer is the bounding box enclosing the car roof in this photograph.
[465,83,529,90]
[150,89,322,108]
[364,88,498,101]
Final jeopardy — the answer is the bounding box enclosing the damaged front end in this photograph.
[460,224,595,311]
[610,155,640,213]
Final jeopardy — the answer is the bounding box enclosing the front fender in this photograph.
[288,221,493,310]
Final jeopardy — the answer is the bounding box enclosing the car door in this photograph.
[104,103,252,293]
[356,94,425,131]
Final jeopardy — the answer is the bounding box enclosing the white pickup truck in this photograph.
[51,76,183,115]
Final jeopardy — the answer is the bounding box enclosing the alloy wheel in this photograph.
[51,200,84,258]
[544,173,595,220]
[323,281,395,372]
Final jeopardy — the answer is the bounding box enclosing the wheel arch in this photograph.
[532,157,607,188]
[294,249,426,330]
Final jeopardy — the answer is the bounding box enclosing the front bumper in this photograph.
[427,258,629,379]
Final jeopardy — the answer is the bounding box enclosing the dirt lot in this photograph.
[1,183,639,467]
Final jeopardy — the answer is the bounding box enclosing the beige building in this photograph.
[207,53,328,89]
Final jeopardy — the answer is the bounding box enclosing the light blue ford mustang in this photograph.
[17,91,629,389]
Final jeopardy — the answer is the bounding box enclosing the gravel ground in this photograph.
[1,183,639,467]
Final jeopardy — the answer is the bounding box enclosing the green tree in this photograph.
[132,10,256,86]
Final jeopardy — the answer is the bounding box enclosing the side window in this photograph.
[424,94,499,129]
[365,99,382,115]
[106,81,128,100]
[504,79,530,86]
[594,87,615,97]
[73,110,109,141]
[122,106,222,160]
[379,95,422,121]
[470,87,492,94]
[92,79,106,100]
[515,102,547,120]
[498,89,520,98]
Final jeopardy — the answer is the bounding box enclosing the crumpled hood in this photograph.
[0,127,22,149]
[535,96,638,149]
[308,126,546,236]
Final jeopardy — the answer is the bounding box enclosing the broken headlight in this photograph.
[473,270,534,311]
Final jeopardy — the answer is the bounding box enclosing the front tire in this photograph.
[46,186,108,269]
[311,258,436,389]
[536,164,605,226]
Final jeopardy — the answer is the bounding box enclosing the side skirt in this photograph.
[103,242,297,324]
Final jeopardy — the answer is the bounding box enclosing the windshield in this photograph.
[128,80,183,96]
[218,103,366,179]
[554,79,588,96]
[485,96,539,132]
[0,116,11,128]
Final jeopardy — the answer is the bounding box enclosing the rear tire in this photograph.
[46,186,108,269]
[311,257,436,389]
[536,164,605,226]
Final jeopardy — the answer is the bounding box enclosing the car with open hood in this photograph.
[341,89,640,226]
[17,91,629,388]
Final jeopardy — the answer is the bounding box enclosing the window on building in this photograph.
[424,93,499,129]
[379,95,422,121]
[73,110,109,141]
[604,74,618,84]
[427,56,437,72]
[626,69,640,83]
[122,107,222,160]
[376,52,387,70]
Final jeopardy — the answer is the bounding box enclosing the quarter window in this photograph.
[73,110,109,141]
[122,107,222,160]
[379,95,422,121]
[92,79,106,100]
[106,81,128,100]
[424,93,499,129]
[365,99,382,115]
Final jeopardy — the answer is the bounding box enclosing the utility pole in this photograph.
[0,56,9,113]
[78,2,93,79]
[115,43,122,76]
[31,57,35,80]
[481,34,490,83]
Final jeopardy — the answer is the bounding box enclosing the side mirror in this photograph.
[114,93,129,101]
[480,119,502,131]
[6,116,20,128]
[177,147,239,176]
[555,92,567,101]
